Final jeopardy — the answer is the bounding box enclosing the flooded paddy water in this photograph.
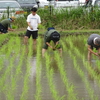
[0,34,100,100]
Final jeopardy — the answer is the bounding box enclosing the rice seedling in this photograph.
[35,37,42,100]
[20,39,33,100]
[45,53,61,100]
[54,51,79,100]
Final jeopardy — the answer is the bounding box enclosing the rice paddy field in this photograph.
[0,33,100,100]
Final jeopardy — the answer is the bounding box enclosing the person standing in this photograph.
[42,27,62,57]
[24,7,41,45]
[0,16,15,34]
[85,0,92,7]
[87,34,100,61]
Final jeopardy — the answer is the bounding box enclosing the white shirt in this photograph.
[27,13,41,31]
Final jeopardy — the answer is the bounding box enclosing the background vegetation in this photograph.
[12,6,100,30]
[1,6,100,35]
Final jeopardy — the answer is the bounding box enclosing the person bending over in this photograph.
[87,34,100,61]
[0,16,15,34]
[42,27,62,57]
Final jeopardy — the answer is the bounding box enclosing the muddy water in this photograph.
[1,54,99,100]
[29,54,100,100]
[0,36,100,100]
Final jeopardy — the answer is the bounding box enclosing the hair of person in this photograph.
[50,31,60,42]
[31,7,37,12]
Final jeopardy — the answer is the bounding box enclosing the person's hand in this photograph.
[8,28,14,31]
[97,53,100,56]
[95,53,100,56]
[50,46,53,49]
[29,25,33,30]
[30,27,33,30]
[53,48,56,51]
[11,29,14,31]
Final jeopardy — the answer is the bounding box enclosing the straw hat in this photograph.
[10,16,16,21]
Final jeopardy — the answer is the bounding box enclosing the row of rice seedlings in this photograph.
[5,37,17,58]
[0,37,16,89]
[0,36,9,72]
[6,37,23,100]
[54,49,79,100]
[82,55,100,85]
[95,60,100,71]
[0,36,32,100]
[0,44,9,92]
[11,37,25,96]
[13,37,25,76]
[67,35,100,85]
[82,51,100,85]
[7,37,27,100]
[20,39,33,100]
[45,53,61,100]
[0,37,21,100]
[64,36,99,100]
[0,58,4,71]
[0,34,9,46]
[6,37,26,100]
[35,37,42,100]
[72,54,98,100]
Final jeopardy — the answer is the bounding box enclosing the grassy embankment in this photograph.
[1,6,100,35]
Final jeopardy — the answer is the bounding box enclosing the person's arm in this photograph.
[46,42,53,49]
[55,41,59,47]
[88,45,99,56]
[8,24,14,31]
[27,22,33,30]
[46,41,59,50]
[8,28,14,31]
[53,41,59,50]
[38,23,41,26]
[27,15,33,30]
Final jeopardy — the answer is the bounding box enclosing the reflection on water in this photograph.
[0,52,100,100]
[1,36,100,100]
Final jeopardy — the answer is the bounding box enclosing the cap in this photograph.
[50,31,60,42]
[47,27,55,31]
